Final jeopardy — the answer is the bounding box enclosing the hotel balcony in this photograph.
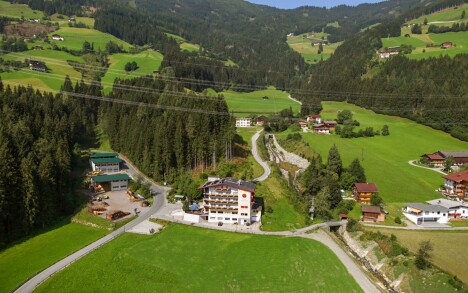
[204,192,238,198]
[204,198,238,204]
[204,204,238,211]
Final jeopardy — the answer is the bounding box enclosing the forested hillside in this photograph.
[0,81,97,244]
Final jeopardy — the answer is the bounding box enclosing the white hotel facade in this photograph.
[199,177,261,225]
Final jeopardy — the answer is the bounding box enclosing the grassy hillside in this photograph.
[0,0,43,19]
[287,32,341,64]
[36,224,361,292]
[278,101,468,203]
[0,49,84,91]
[48,27,132,52]
[409,4,468,25]
[101,50,164,93]
[0,223,107,293]
[49,14,95,28]
[221,87,301,116]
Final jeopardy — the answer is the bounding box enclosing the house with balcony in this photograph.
[353,183,378,203]
[426,198,468,220]
[198,177,261,225]
[361,205,385,222]
[442,170,468,200]
[403,203,449,225]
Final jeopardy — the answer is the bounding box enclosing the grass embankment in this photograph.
[0,0,43,19]
[48,27,132,52]
[287,32,341,64]
[221,87,300,116]
[0,223,107,293]
[371,228,468,285]
[36,224,361,292]
[278,101,468,204]
[235,127,264,179]
[0,50,83,91]
[101,50,164,93]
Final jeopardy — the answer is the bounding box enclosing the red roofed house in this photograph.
[353,183,378,203]
[256,116,267,126]
[421,153,445,167]
[361,205,385,222]
[443,170,468,200]
[52,34,64,41]
[441,41,453,49]
[306,114,321,123]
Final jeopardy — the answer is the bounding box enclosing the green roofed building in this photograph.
[90,153,122,173]
[91,174,131,191]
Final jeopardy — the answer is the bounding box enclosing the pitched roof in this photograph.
[91,157,123,164]
[323,120,337,125]
[438,151,468,158]
[90,152,118,159]
[406,202,449,213]
[91,173,131,183]
[361,206,382,214]
[308,114,321,118]
[354,183,378,193]
[423,153,444,160]
[199,177,256,192]
[426,198,467,209]
[443,170,468,183]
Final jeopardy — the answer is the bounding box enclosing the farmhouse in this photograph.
[312,124,330,134]
[235,118,251,127]
[361,205,385,222]
[442,170,468,200]
[199,177,262,225]
[441,41,453,48]
[426,198,468,220]
[403,203,449,225]
[306,114,321,123]
[33,45,44,50]
[421,152,445,167]
[298,120,308,130]
[52,34,64,41]
[323,120,337,131]
[256,115,267,126]
[29,60,46,72]
[91,173,131,191]
[90,152,122,173]
[353,183,378,203]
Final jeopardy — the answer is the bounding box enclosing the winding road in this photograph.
[251,129,271,182]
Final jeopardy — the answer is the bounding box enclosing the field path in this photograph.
[14,154,169,293]
[288,94,302,105]
[251,129,271,181]
[407,160,447,175]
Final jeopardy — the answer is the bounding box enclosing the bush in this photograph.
[346,218,360,232]
[448,276,463,290]
[403,260,409,267]
[415,255,429,270]
[394,217,402,224]
[265,206,273,213]
[286,133,302,141]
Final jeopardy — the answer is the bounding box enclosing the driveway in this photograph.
[251,129,271,182]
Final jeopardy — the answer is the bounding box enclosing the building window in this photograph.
[241,213,248,216]
[232,212,238,214]
[210,217,215,219]
[437,211,440,214]
[443,214,446,216]
[218,211,223,214]
[233,218,237,221]
[225,218,230,220]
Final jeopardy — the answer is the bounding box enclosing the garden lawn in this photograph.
[101,50,164,93]
[0,49,83,91]
[372,228,468,285]
[0,0,43,19]
[278,102,468,203]
[36,224,361,292]
[222,87,301,115]
[0,223,107,293]
[48,27,132,52]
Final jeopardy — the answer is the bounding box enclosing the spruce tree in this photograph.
[348,158,366,183]
[327,145,343,176]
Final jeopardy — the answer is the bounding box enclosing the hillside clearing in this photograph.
[36,224,361,292]
[287,32,341,64]
[0,0,43,19]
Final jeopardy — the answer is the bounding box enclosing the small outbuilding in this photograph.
[361,205,385,222]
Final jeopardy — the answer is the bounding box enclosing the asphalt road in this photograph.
[14,155,168,293]
[251,129,271,182]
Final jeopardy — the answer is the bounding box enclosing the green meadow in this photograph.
[36,224,361,293]
[409,4,468,24]
[166,32,201,53]
[287,32,341,64]
[278,101,468,203]
[0,223,107,293]
[101,50,164,93]
[49,14,95,28]
[0,49,83,91]
[221,87,301,115]
[48,27,132,52]
[0,0,43,19]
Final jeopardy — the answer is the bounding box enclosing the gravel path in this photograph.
[407,160,447,175]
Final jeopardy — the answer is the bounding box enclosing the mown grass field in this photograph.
[49,14,95,28]
[409,4,468,24]
[48,27,132,52]
[101,50,164,93]
[373,228,468,285]
[221,87,301,115]
[36,224,361,292]
[166,32,201,53]
[0,0,43,19]
[287,32,341,64]
[0,223,107,293]
[0,49,83,91]
[278,102,468,203]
